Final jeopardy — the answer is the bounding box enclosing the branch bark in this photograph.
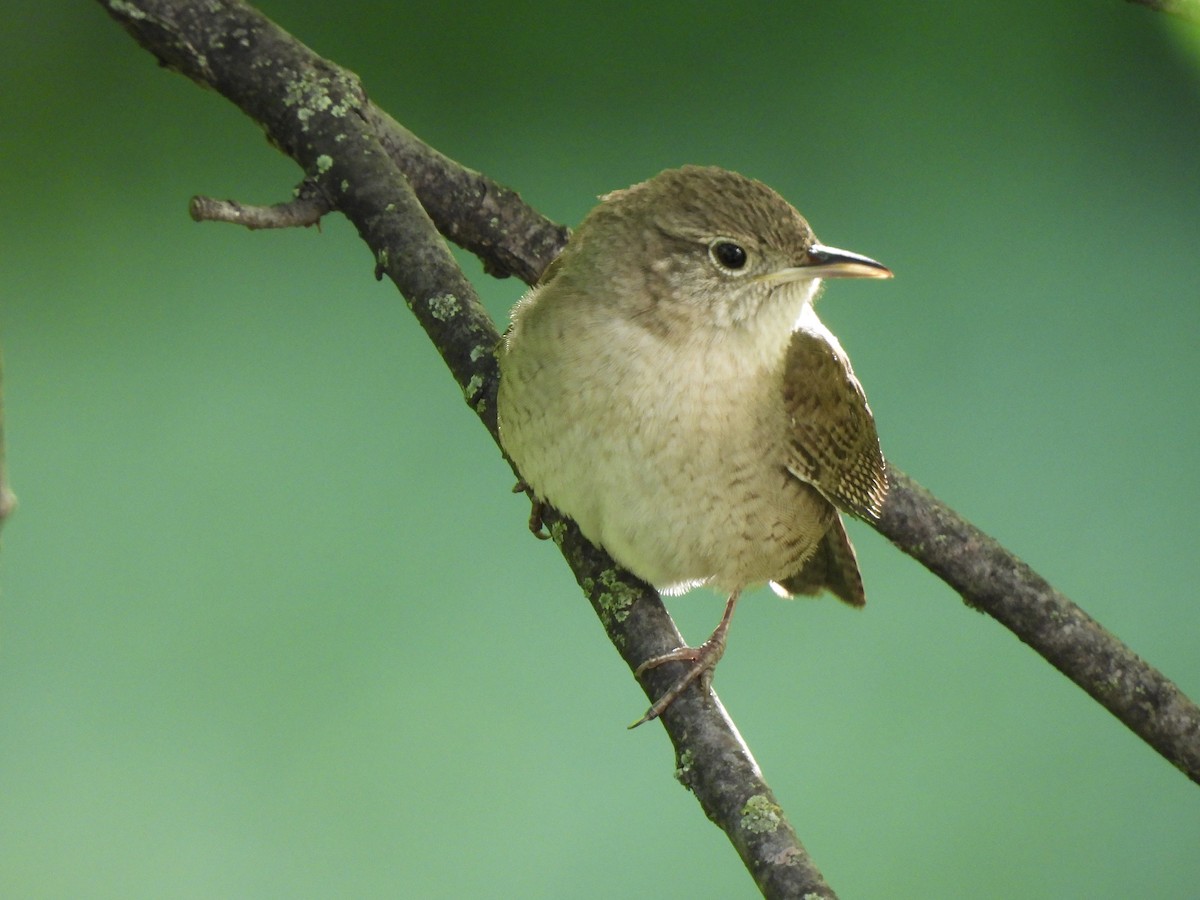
[96,0,1200,893]
[877,469,1200,782]
[189,185,329,229]
[97,1,835,896]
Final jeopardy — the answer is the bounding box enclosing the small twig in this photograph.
[189,192,329,230]
[1125,0,1200,24]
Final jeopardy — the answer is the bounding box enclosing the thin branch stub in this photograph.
[189,192,330,231]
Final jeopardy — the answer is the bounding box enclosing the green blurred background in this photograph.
[3,1,1199,896]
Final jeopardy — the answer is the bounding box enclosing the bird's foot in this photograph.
[512,480,550,540]
[628,590,740,729]
[628,638,725,728]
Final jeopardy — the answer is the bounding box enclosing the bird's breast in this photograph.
[498,309,830,593]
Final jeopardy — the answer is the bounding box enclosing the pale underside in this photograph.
[498,279,883,606]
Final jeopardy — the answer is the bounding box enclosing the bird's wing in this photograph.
[780,324,887,521]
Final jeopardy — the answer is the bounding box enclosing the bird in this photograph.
[496,165,890,725]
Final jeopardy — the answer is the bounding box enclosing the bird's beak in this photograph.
[802,243,892,279]
[762,243,892,284]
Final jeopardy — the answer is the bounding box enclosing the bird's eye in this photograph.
[709,240,749,272]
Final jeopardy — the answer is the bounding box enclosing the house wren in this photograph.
[496,166,890,725]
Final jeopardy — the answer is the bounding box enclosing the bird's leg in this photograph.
[629,589,742,728]
[512,480,551,540]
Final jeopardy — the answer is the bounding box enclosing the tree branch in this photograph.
[96,0,1200,892]
[97,1,836,895]
[362,105,569,285]
[877,468,1200,782]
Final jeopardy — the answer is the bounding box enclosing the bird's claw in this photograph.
[628,638,723,729]
[628,590,740,729]
[512,480,551,540]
